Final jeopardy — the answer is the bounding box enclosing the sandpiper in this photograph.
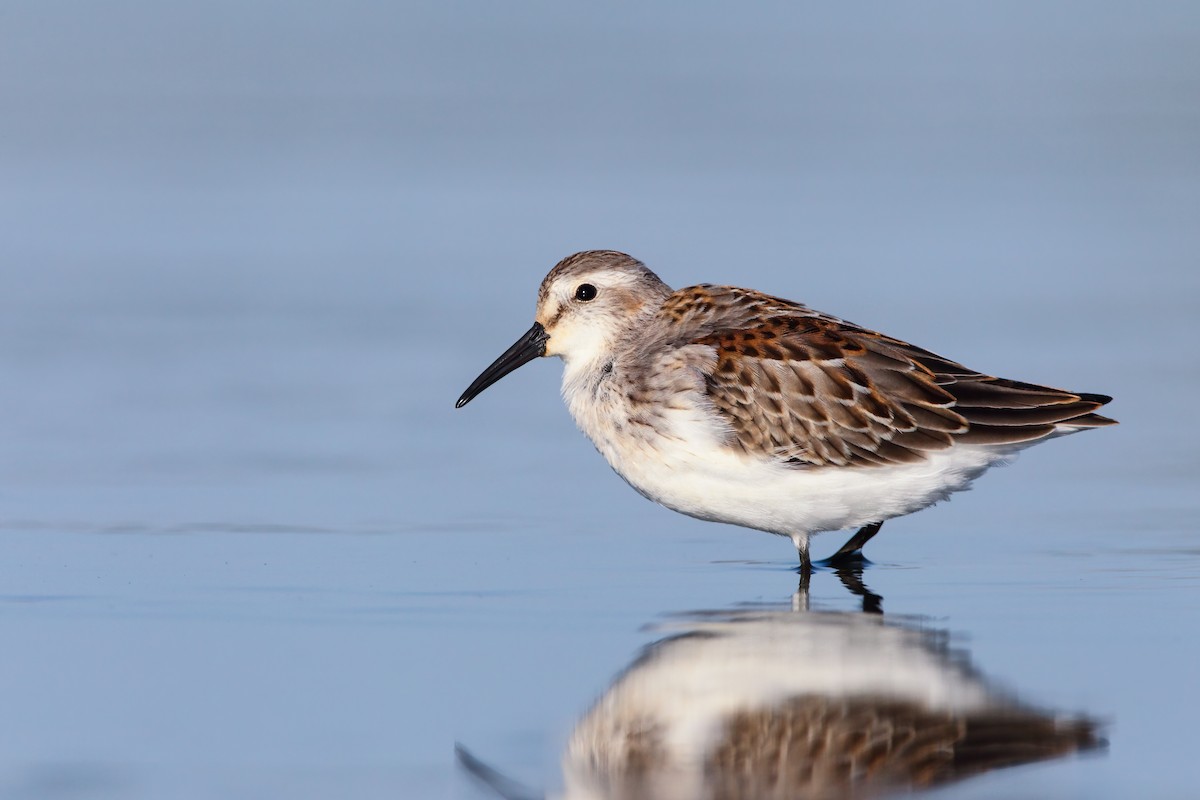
[456,250,1115,570]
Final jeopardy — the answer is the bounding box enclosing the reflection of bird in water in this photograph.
[459,606,1102,800]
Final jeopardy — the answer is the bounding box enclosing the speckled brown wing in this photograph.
[706,695,1100,799]
[660,285,1115,468]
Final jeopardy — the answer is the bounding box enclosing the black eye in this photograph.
[574,283,598,302]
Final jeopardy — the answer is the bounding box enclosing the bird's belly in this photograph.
[604,428,1010,535]
[571,383,1012,535]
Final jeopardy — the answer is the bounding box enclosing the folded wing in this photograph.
[662,285,1115,469]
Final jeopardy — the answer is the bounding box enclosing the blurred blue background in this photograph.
[0,2,1197,798]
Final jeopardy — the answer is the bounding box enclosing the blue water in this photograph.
[1,2,1197,798]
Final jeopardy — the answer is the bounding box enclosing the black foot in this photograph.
[818,549,872,569]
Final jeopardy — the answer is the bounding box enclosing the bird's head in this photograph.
[455,250,670,408]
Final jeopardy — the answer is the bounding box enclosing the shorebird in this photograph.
[456,250,1115,570]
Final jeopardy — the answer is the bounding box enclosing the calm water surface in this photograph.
[1,3,1198,799]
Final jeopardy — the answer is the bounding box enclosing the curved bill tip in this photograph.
[455,322,548,408]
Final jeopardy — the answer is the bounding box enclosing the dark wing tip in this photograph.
[948,376,1118,439]
[1076,392,1113,406]
[1071,392,1117,426]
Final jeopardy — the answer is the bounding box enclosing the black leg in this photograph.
[826,521,883,565]
[791,533,813,575]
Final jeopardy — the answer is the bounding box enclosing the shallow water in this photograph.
[2,2,1198,799]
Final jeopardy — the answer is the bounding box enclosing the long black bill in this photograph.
[455,322,549,408]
